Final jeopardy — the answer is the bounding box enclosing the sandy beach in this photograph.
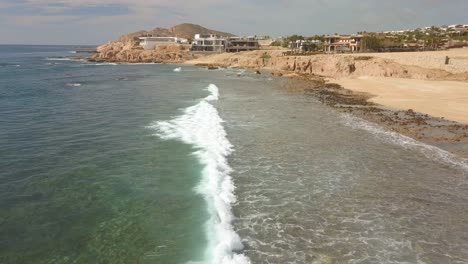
[334,77,468,124]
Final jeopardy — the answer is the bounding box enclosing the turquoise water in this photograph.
[2,45,468,264]
[0,46,217,263]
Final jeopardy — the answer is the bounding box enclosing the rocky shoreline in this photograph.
[184,49,468,157]
[279,74,468,158]
[88,43,468,157]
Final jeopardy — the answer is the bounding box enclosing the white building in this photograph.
[290,40,322,52]
[138,37,188,50]
[191,34,226,52]
[448,24,464,29]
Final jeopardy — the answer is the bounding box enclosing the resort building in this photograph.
[225,37,259,52]
[290,40,322,53]
[138,37,188,50]
[323,35,363,53]
[191,34,226,53]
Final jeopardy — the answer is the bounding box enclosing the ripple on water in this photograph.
[216,81,468,264]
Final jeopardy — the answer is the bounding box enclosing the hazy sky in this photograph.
[0,0,466,45]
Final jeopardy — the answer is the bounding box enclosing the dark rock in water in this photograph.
[271,71,283,76]
[207,65,219,70]
[256,70,261,74]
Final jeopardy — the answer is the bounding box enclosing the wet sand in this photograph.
[280,75,468,158]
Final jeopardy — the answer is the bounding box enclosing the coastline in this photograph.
[89,46,468,157]
[333,77,468,124]
[185,49,468,81]
[279,75,468,158]
[184,49,468,158]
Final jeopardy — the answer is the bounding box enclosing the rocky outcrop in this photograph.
[91,23,234,63]
[186,50,468,82]
[91,41,194,63]
[117,23,234,43]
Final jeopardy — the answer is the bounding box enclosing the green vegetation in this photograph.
[306,35,325,42]
[272,34,325,49]
[260,52,272,59]
[362,35,384,50]
[287,34,305,42]
[354,56,373,61]
[270,41,282,46]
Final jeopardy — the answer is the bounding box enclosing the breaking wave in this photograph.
[148,84,250,264]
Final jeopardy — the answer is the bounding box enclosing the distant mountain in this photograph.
[117,23,235,42]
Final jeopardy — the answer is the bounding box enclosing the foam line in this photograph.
[341,113,468,171]
[46,57,72,61]
[149,84,250,264]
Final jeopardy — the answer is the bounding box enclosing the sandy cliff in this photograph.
[186,50,468,81]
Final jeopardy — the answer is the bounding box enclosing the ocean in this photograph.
[1,45,467,264]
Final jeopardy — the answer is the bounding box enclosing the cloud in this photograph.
[0,0,467,44]
[9,15,81,25]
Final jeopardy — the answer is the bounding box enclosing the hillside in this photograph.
[117,23,235,42]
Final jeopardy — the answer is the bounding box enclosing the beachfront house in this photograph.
[138,37,188,50]
[323,35,363,53]
[290,40,322,53]
[191,34,226,53]
[225,37,259,52]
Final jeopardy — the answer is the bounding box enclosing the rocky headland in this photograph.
[91,23,233,63]
[91,42,194,63]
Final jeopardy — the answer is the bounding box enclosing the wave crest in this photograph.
[148,84,250,264]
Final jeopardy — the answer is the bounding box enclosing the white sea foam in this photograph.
[84,63,118,66]
[66,83,82,87]
[173,67,182,72]
[341,113,468,171]
[2,64,21,67]
[46,57,72,61]
[120,62,159,65]
[148,84,250,264]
